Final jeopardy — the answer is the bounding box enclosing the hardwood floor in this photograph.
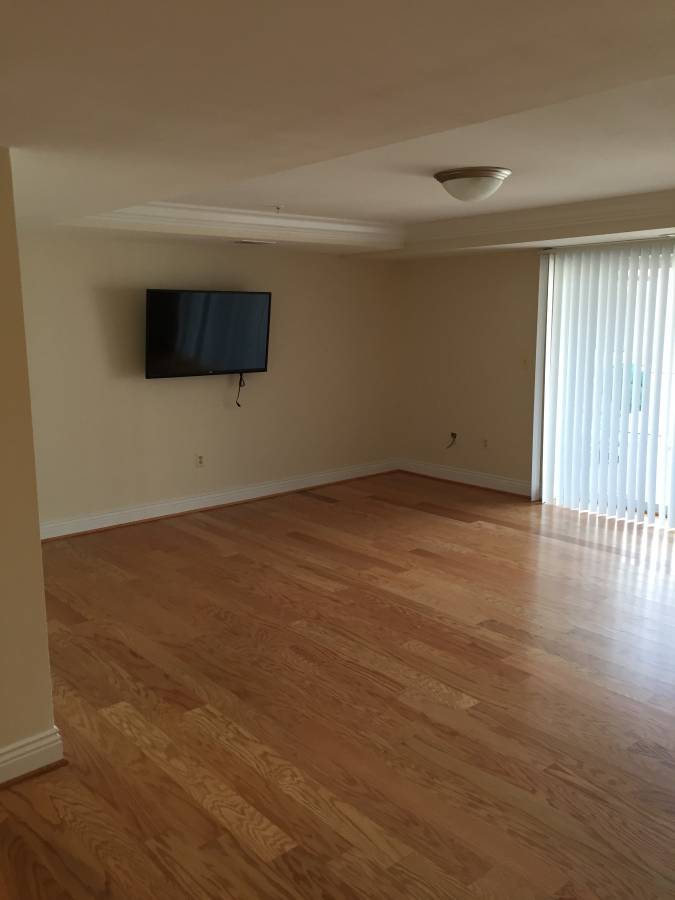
[2,471,675,899]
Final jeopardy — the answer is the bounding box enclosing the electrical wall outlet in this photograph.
[195,454,205,468]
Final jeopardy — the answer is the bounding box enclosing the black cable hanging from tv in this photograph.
[235,372,246,407]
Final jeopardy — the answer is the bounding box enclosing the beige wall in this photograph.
[19,230,541,529]
[393,250,541,483]
[0,149,56,751]
[20,229,398,524]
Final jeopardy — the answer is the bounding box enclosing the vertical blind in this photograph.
[542,240,675,527]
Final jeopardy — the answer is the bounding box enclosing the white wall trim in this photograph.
[0,726,63,786]
[41,457,531,538]
[69,192,675,258]
[40,460,399,539]
[398,458,531,497]
[71,201,405,251]
[399,188,675,256]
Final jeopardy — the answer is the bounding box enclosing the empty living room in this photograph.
[3,3,675,898]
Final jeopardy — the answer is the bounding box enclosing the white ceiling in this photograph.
[4,0,675,239]
[176,76,675,224]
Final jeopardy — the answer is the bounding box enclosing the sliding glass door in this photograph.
[541,241,675,527]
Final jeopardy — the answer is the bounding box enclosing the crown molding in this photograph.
[70,201,405,251]
[67,189,675,257]
[397,188,675,256]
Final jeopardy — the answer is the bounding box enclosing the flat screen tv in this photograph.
[145,289,271,379]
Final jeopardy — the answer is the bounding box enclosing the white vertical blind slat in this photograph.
[626,247,649,519]
[646,252,671,523]
[559,254,574,507]
[635,246,661,520]
[662,259,675,526]
[615,248,640,518]
[553,253,571,505]
[542,257,562,503]
[597,252,620,516]
[565,254,585,509]
[569,253,587,509]
[588,251,609,513]
[556,254,573,506]
[577,253,596,510]
[606,250,630,518]
[666,273,675,526]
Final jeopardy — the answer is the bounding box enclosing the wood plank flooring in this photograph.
[2,471,675,899]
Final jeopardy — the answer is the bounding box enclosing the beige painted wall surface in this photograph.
[0,149,55,748]
[20,230,398,523]
[393,250,541,482]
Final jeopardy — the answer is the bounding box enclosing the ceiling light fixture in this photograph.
[434,166,512,202]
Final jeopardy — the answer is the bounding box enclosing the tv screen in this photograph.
[145,290,271,378]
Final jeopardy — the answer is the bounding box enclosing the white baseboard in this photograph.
[0,726,63,785]
[40,457,531,539]
[40,459,399,539]
[397,458,531,497]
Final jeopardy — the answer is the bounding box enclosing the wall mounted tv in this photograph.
[145,289,271,379]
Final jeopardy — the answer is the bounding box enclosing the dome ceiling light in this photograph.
[434,166,512,202]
